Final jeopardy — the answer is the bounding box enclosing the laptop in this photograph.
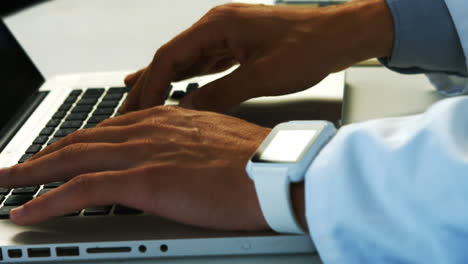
[341,67,445,125]
[0,19,344,263]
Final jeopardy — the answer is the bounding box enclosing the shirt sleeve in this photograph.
[379,0,467,76]
[305,96,468,263]
[425,0,468,96]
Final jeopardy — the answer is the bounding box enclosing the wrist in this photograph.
[311,0,394,68]
[337,0,394,60]
[291,182,307,231]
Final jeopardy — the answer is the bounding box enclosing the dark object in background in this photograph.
[0,0,48,17]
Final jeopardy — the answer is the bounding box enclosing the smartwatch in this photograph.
[246,121,336,234]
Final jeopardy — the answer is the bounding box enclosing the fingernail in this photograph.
[11,206,24,219]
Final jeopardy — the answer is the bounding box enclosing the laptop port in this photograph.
[86,246,131,254]
[56,247,79,257]
[8,249,22,258]
[138,245,146,253]
[27,248,50,258]
[160,244,168,253]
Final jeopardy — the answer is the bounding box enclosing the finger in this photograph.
[10,170,133,225]
[120,68,151,113]
[98,107,154,128]
[179,65,262,113]
[124,68,146,87]
[129,23,230,112]
[28,126,132,162]
[1,143,136,188]
[172,50,235,82]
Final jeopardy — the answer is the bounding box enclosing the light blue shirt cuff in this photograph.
[379,0,467,76]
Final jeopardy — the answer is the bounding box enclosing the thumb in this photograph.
[179,66,262,113]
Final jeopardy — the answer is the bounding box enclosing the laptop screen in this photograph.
[0,20,44,133]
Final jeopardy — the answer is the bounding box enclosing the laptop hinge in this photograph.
[0,91,48,153]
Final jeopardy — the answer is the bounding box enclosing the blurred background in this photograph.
[2,0,230,78]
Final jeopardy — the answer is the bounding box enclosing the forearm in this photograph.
[327,0,395,64]
[289,0,394,234]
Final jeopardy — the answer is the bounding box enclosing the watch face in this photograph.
[252,129,317,163]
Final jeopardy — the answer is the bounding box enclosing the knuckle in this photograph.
[69,175,95,196]
[128,140,157,154]
[59,143,90,159]
[153,44,170,62]
[149,105,177,115]
[138,165,166,181]
[132,121,155,131]
[96,117,114,127]
[63,129,88,143]
[207,4,240,19]
[20,201,35,214]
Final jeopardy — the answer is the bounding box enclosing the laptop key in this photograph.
[0,188,11,195]
[102,93,123,101]
[4,195,33,206]
[83,123,96,129]
[71,105,93,114]
[60,120,83,129]
[66,113,88,121]
[114,205,143,215]
[53,111,67,119]
[93,108,114,116]
[26,144,42,154]
[82,88,105,98]
[47,137,63,146]
[43,181,65,188]
[64,95,79,104]
[12,186,40,195]
[171,90,186,100]
[46,119,61,128]
[107,87,129,94]
[40,127,55,136]
[77,98,98,106]
[186,82,199,93]
[97,100,119,109]
[87,115,108,124]
[0,206,15,219]
[54,128,77,137]
[59,103,73,112]
[18,153,34,163]
[37,188,52,197]
[33,136,49,145]
[70,89,83,96]
[83,206,112,216]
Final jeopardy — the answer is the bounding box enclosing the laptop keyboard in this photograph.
[0,82,199,219]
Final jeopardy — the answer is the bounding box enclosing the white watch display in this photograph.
[246,121,336,234]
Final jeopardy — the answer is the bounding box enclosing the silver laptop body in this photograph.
[0,20,344,263]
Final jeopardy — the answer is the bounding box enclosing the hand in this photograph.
[0,106,274,230]
[121,0,394,113]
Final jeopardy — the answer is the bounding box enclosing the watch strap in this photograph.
[252,167,305,234]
